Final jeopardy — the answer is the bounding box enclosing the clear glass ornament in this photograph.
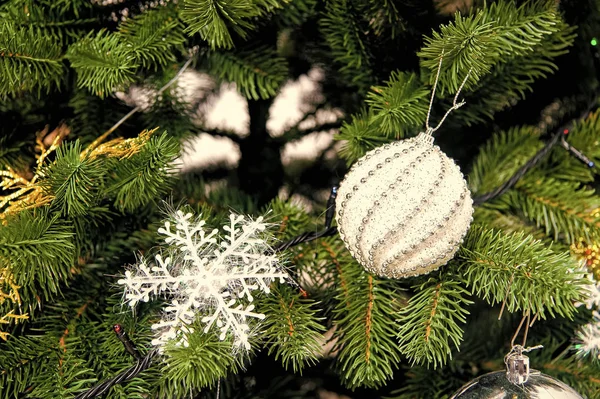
[451,346,584,399]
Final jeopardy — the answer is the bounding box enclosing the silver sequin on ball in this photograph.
[335,133,473,278]
[450,370,584,399]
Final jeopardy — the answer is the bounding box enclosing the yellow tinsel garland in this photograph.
[0,125,158,338]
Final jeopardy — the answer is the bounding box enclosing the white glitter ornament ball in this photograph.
[336,132,473,278]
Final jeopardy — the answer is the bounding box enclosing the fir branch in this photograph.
[454,21,576,125]
[40,141,105,217]
[538,351,600,396]
[29,352,99,399]
[66,30,139,97]
[26,0,92,17]
[0,21,64,98]
[335,109,390,165]
[472,206,561,249]
[320,0,374,91]
[544,109,600,183]
[419,0,569,95]
[118,6,186,70]
[268,199,316,240]
[104,131,179,213]
[366,71,430,137]
[387,362,469,399]
[0,134,27,170]
[182,0,283,49]
[0,210,75,311]
[456,225,587,319]
[0,0,95,42]
[469,126,543,195]
[333,259,403,389]
[158,329,240,396]
[67,89,133,143]
[360,0,406,39]
[206,47,288,100]
[0,335,57,399]
[500,173,600,243]
[397,270,472,367]
[273,0,317,26]
[258,284,325,373]
[97,56,195,139]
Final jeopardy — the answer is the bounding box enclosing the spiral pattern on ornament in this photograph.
[336,133,473,278]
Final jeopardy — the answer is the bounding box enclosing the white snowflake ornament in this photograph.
[574,275,600,360]
[118,210,288,350]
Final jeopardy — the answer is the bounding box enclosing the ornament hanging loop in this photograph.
[424,50,472,136]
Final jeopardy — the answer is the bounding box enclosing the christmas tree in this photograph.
[1,0,600,398]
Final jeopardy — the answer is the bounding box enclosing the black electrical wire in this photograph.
[74,350,158,399]
[473,97,598,205]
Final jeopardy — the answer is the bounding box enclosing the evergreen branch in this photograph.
[335,110,390,165]
[320,0,374,91]
[29,351,97,399]
[472,97,598,206]
[0,335,57,399]
[66,89,133,143]
[0,21,64,97]
[366,71,430,137]
[539,351,600,396]
[386,362,469,399]
[0,210,75,312]
[66,30,139,97]
[104,132,179,213]
[454,21,576,125]
[0,135,27,170]
[419,0,568,95]
[0,0,95,42]
[158,330,240,396]
[118,5,186,70]
[74,351,157,399]
[333,259,403,389]
[397,271,472,367]
[91,56,195,141]
[206,47,288,100]
[500,174,600,243]
[359,0,406,39]
[472,206,560,248]
[259,284,325,373]
[273,0,317,26]
[469,126,543,195]
[268,200,316,241]
[456,225,587,319]
[545,109,600,183]
[21,0,93,17]
[40,141,105,217]
[182,0,283,49]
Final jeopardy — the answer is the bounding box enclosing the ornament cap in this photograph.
[416,132,435,146]
[504,344,543,385]
[505,349,530,384]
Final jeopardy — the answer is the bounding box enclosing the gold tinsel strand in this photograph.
[571,239,600,281]
[0,125,157,339]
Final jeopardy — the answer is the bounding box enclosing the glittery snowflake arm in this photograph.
[118,210,288,350]
[120,254,193,305]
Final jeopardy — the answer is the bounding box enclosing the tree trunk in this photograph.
[238,98,284,206]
